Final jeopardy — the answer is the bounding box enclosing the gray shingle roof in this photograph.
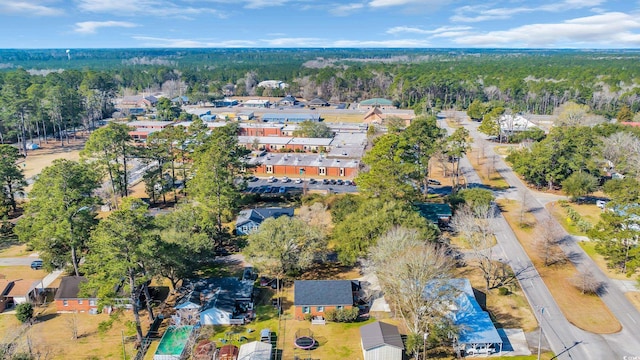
[236,207,294,228]
[55,276,92,300]
[360,321,404,351]
[294,280,353,306]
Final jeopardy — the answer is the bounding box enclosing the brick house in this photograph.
[55,276,98,313]
[293,280,358,320]
[248,153,359,179]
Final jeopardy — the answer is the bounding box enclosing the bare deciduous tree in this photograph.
[570,269,603,295]
[296,202,332,232]
[451,204,513,291]
[66,312,79,340]
[534,219,566,267]
[369,227,453,360]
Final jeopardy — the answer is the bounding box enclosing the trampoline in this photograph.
[294,329,316,350]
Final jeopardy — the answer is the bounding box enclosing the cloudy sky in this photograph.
[1,0,639,48]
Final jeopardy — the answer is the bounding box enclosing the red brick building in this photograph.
[293,280,358,320]
[55,276,98,313]
[248,153,359,179]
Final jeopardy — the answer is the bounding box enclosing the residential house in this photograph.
[218,344,239,360]
[279,95,299,107]
[425,278,503,355]
[7,279,38,305]
[237,341,272,360]
[415,203,453,227]
[257,80,288,89]
[0,280,14,312]
[55,276,98,313]
[307,98,330,107]
[499,114,537,135]
[174,277,254,326]
[293,280,358,320]
[235,207,294,235]
[360,321,404,360]
[171,96,189,105]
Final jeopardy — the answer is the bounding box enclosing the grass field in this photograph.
[0,305,150,360]
[498,199,621,334]
[547,201,602,237]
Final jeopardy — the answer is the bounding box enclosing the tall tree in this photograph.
[562,171,599,201]
[446,127,472,190]
[189,124,249,234]
[1,70,32,156]
[333,198,440,265]
[244,215,326,278]
[403,115,446,194]
[466,99,487,121]
[152,204,217,290]
[15,159,101,276]
[0,145,26,213]
[292,120,333,138]
[82,123,134,205]
[83,198,160,344]
[355,133,416,200]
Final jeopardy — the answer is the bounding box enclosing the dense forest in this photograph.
[2,48,640,145]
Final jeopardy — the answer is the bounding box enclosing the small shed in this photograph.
[218,344,239,360]
[359,321,404,360]
[237,341,272,360]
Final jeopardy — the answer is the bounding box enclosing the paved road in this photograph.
[458,117,640,359]
[0,257,41,266]
[440,114,640,359]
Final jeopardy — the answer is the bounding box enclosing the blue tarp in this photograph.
[424,278,502,346]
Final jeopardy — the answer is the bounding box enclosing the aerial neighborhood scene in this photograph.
[1,1,640,360]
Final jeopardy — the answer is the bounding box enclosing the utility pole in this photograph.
[537,307,544,360]
[122,330,127,360]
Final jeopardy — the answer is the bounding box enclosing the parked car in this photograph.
[294,178,303,184]
[336,179,344,185]
[279,186,287,194]
[308,178,317,184]
[322,179,330,185]
[30,260,43,270]
[596,200,608,209]
[260,329,271,343]
[330,179,337,185]
[428,179,441,185]
[465,344,495,355]
[247,176,258,182]
[267,176,277,183]
[344,180,353,186]
[281,176,291,183]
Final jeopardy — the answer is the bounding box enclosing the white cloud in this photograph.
[452,0,608,23]
[76,0,224,17]
[450,12,640,47]
[386,25,471,35]
[132,36,257,47]
[332,38,431,47]
[262,37,327,47]
[0,0,63,16]
[330,3,365,16]
[368,0,432,7]
[74,21,138,34]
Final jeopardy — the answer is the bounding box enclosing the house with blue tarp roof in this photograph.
[424,278,503,355]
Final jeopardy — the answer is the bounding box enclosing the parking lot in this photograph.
[245,176,359,195]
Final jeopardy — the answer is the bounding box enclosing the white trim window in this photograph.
[339,168,345,176]
[319,167,326,176]
[316,306,324,313]
[303,306,310,314]
[266,165,273,174]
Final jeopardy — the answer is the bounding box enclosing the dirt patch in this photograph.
[20,137,87,180]
[0,305,152,360]
[498,199,621,334]
[625,292,640,313]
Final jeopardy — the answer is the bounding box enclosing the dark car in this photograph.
[336,179,344,185]
[428,179,442,185]
[30,260,43,270]
[322,179,330,185]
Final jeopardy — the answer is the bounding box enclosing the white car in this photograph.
[596,200,608,209]
[294,178,303,184]
[281,176,291,183]
[267,176,277,183]
[465,344,496,355]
